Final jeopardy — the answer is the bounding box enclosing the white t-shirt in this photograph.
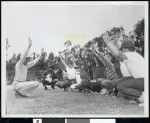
[14,61,28,81]
[45,74,52,82]
[75,71,81,84]
[66,66,76,80]
[123,52,145,78]
[120,62,131,77]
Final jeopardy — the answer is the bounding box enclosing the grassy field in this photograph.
[6,84,144,116]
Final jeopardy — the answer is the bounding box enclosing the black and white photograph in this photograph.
[1,1,149,117]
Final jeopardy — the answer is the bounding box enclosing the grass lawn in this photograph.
[5,84,144,116]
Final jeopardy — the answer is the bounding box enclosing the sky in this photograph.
[2,2,145,59]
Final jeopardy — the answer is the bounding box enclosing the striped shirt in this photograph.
[105,63,117,80]
[93,50,118,80]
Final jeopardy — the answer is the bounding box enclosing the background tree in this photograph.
[46,52,55,67]
[6,38,10,61]
[64,40,72,49]
[133,18,144,57]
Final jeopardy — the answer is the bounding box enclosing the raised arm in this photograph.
[93,49,107,66]
[59,53,67,67]
[91,44,106,66]
[27,48,44,69]
[19,37,32,65]
[92,50,105,67]
[102,33,127,62]
[90,50,99,66]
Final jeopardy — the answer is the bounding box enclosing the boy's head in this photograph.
[71,47,75,54]
[68,63,74,68]
[75,60,84,70]
[120,41,135,52]
[74,66,81,72]
[81,49,88,58]
[67,57,74,68]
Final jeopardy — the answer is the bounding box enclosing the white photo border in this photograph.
[1,1,149,118]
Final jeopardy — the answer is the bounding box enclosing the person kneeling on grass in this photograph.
[79,60,93,93]
[59,54,76,91]
[70,60,85,92]
[12,38,44,98]
[102,33,144,106]
[55,70,68,89]
[41,67,58,90]
[90,43,118,95]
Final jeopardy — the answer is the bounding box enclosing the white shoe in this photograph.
[139,103,144,107]
[137,92,144,103]
[129,100,137,104]
[100,89,108,95]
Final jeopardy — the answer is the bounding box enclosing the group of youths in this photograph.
[12,33,145,106]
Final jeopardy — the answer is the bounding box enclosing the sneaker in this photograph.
[100,89,109,95]
[129,100,144,106]
[64,86,69,91]
[44,86,48,90]
[123,95,132,100]
[15,92,22,98]
[139,103,144,107]
[110,91,118,97]
[64,88,67,91]
[84,89,91,93]
[108,90,113,95]
[129,100,137,104]
[20,92,27,97]
[15,91,27,98]
[51,85,55,89]
[136,95,144,103]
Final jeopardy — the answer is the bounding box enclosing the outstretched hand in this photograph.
[41,48,44,55]
[91,42,97,49]
[39,48,44,60]
[91,42,98,53]
[28,37,32,48]
[102,32,111,44]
